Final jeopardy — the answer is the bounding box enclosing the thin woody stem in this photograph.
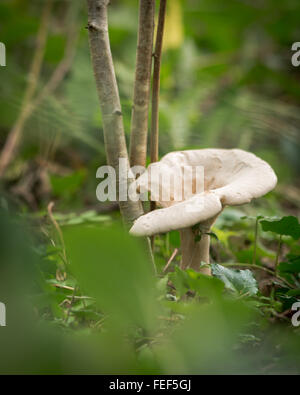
[149,0,167,248]
[150,0,167,168]
[129,0,155,168]
[86,0,144,226]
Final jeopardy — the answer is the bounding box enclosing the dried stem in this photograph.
[47,201,68,264]
[0,0,53,177]
[129,0,155,168]
[163,248,178,273]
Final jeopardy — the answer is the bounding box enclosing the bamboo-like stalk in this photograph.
[129,0,155,168]
[86,0,144,226]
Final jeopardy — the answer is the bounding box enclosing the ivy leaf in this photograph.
[260,216,300,240]
[211,264,258,296]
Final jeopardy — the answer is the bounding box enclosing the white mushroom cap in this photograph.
[130,149,277,236]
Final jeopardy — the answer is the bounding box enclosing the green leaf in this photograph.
[260,216,300,240]
[169,230,181,248]
[205,232,219,241]
[278,255,300,274]
[211,264,258,296]
[63,223,158,332]
[169,266,224,299]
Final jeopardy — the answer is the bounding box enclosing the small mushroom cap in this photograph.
[130,149,277,236]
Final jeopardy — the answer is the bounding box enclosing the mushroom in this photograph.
[130,149,277,275]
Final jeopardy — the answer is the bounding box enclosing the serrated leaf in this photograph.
[211,264,258,296]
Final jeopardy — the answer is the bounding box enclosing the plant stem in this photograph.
[129,0,155,168]
[275,235,282,275]
[150,0,167,168]
[86,0,144,226]
[149,0,167,248]
[252,217,259,265]
[47,201,68,265]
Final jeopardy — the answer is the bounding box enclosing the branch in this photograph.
[150,0,167,217]
[86,0,144,225]
[150,0,167,166]
[129,0,155,168]
[0,0,53,177]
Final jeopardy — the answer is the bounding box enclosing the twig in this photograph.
[51,284,74,291]
[65,285,78,323]
[0,0,53,177]
[47,201,68,264]
[129,0,155,168]
[163,248,178,273]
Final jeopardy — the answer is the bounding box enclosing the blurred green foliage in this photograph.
[0,0,300,192]
[0,208,300,374]
[0,0,300,375]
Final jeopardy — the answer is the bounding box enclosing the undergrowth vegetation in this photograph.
[1,196,299,374]
[0,0,300,374]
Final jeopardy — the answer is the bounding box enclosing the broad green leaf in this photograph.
[278,255,300,274]
[260,216,300,240]
[211,264,258,296]
[169,266,224,299]
[63,223,158,332]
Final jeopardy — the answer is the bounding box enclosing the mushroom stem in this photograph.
[180,228,211,274]
[180,216,218,275]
